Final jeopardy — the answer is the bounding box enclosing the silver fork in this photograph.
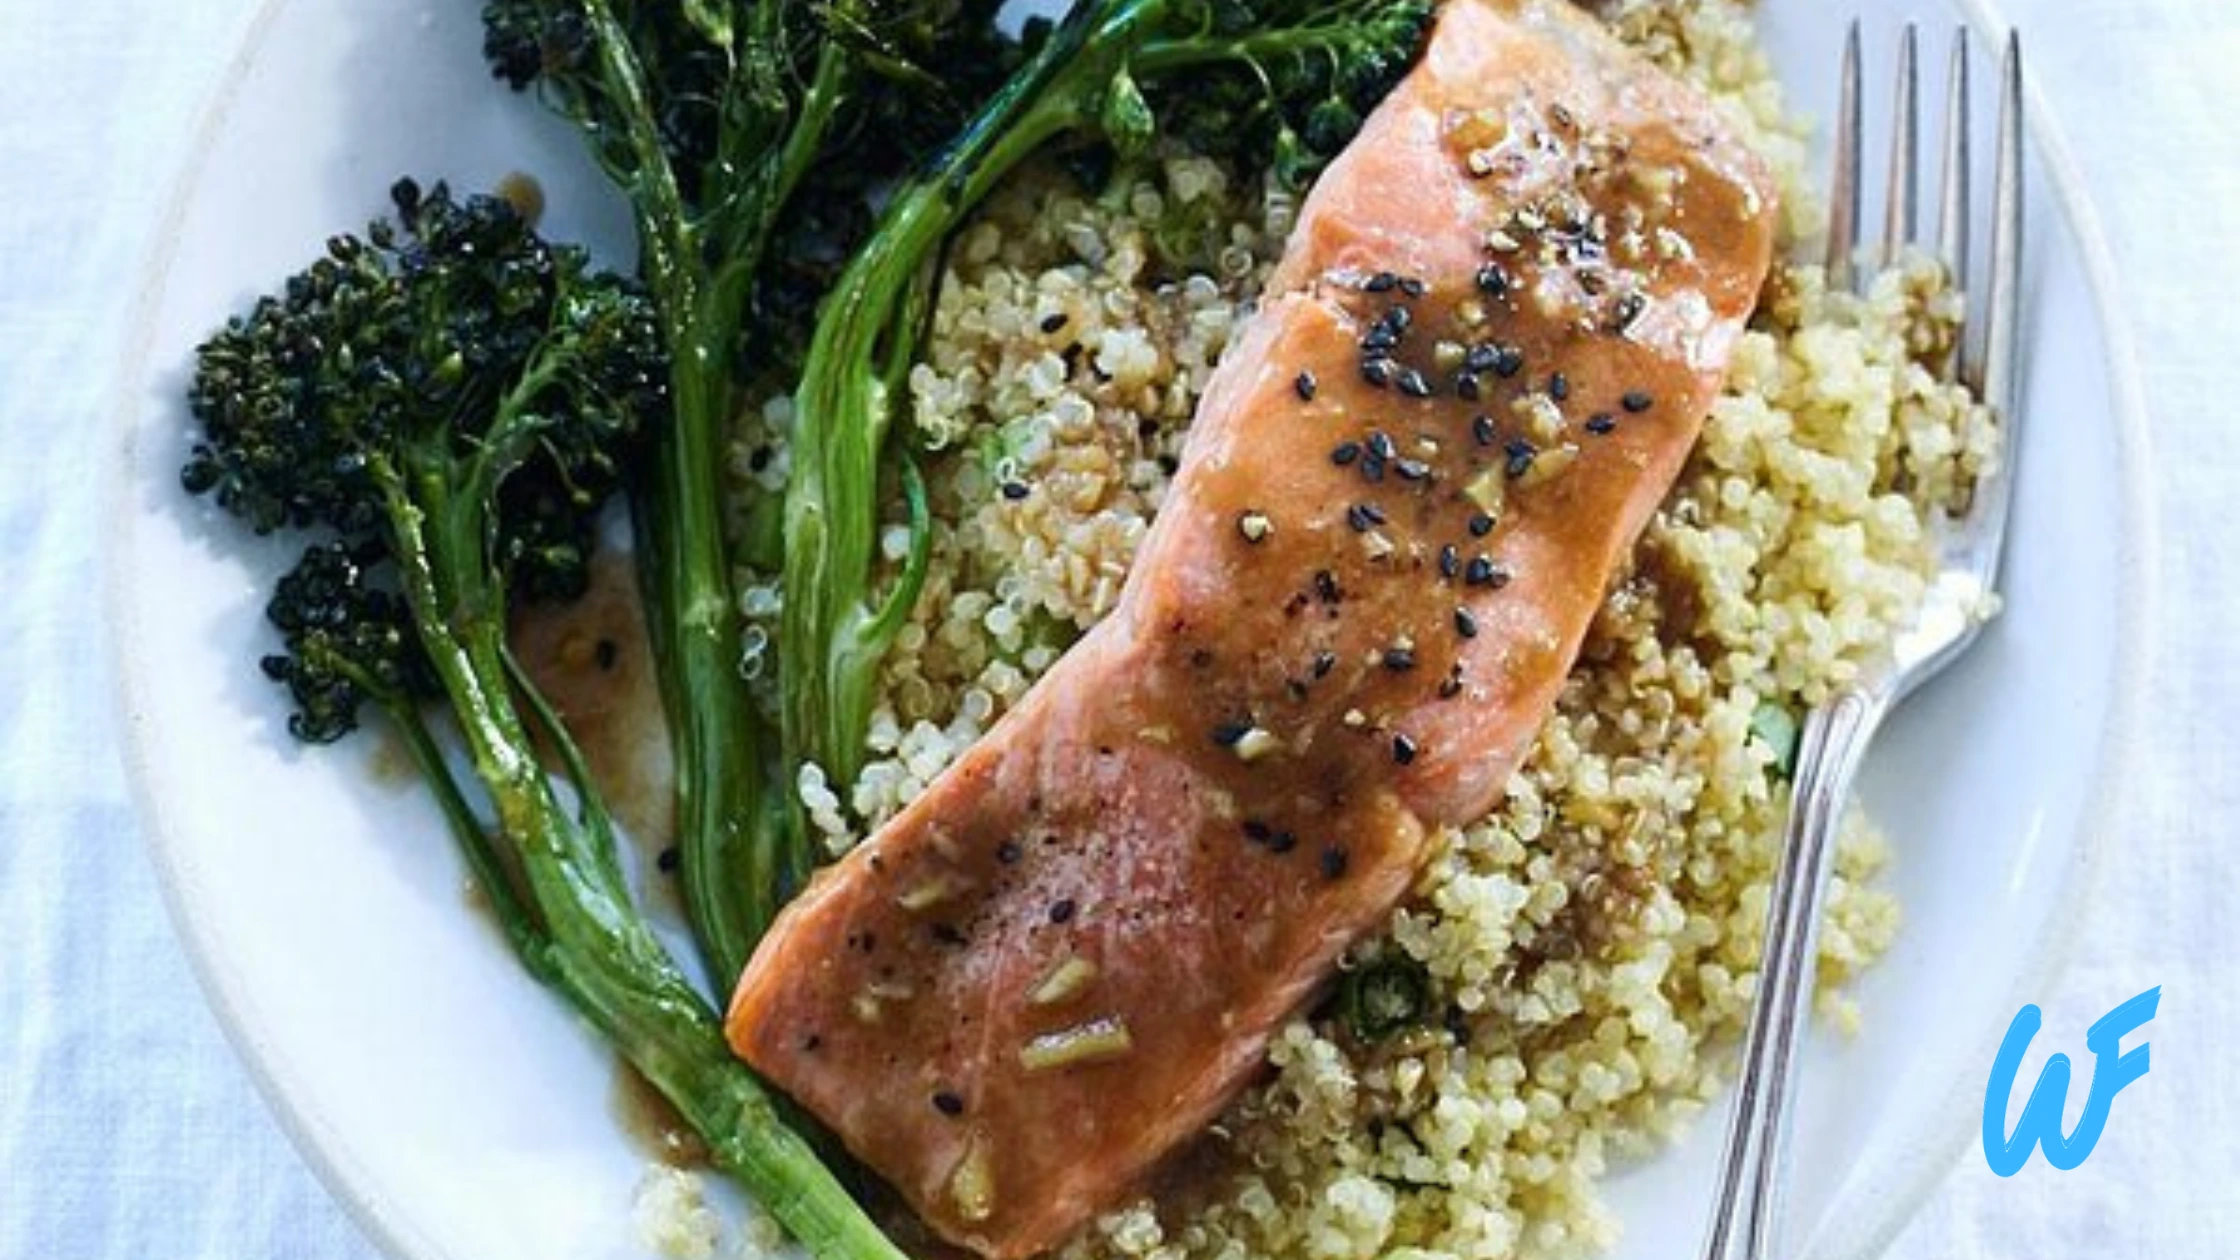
[1698,21,2024,1260]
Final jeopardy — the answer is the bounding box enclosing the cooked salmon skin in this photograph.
[728,2,1779,1254]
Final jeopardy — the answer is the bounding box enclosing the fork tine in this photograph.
[1937,29,1972,382]
[1979,32,2025,420]
[1882,24,1920,263]
[1937,31,1972,285]
[1826,20,1863,290]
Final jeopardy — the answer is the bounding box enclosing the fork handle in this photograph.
[1699,682,1890,1260]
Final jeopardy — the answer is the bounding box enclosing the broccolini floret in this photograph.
[184,179,665,736]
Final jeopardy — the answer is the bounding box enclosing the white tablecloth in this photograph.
[2,0,2231,1256]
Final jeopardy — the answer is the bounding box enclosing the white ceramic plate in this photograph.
[112,2,2154,1258]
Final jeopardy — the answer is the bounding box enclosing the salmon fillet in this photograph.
[728,2,1778,1253]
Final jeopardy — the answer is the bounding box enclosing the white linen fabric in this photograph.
[0,0,2230,1256]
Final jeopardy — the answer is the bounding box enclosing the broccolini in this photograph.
[182,181,906,1260]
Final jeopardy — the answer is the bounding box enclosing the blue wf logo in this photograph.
[1981,986,2159,1175]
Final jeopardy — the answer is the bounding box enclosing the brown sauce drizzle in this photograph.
[508,549,678,893]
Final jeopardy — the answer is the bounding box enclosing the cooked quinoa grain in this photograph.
[716,3,1997,1255]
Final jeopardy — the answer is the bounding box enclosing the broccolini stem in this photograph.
[597,3,858,987]
[386,701,557,985]
[576,0,697,316]
[638,346,783,988]
[778,0,1173,807]
[377,472,906,1260]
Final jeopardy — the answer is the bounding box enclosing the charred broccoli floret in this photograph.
[184,179,663,736]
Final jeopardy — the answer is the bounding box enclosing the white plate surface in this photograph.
[111,2,2156,1259]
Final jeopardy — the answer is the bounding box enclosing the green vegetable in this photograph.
[181,182,902,1260]
[1751,700,1802,779]
[188,0,1434,1252]
[1337,954,1432,1042]
[779,0,1433,811]
[481,0,1018,986]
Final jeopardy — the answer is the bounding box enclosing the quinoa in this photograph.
[722,2,1998,1256]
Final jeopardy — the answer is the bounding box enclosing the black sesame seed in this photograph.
[1314,570,1342,602]
[1549,372,1571,402]
[997,840,1023,865]
[1504,438,1538,479]
[1365,270,1400,292]
[1040,312,1069,334]
[1383,646,1416,672]
[1438,672,1465,699]
[1623,390,1655,414]
[1468,513,1495,537]
[1614,292,1647,330]
[1385,306,1413,336]
[1396,368,1434,399]
[1360,358,1394,389]
[1212,721,1252,747]
[1367,430,1397,461]
[1347,502,1387,532]
[1331,440,1362,466]
[1313,650,1337,679]
[1243,819,1273,843]
[1395,458,1431,482]
[1400,276,1428,298]
[1048,898,1077,925]
[1493,345,1526,379]
[1361,454,1387,484]
[1439,544,1461,579]
[1465,555,1498,586]
[1268,831,1299,854]
[933,1091,965,1116]
[1391,734,1419,766]
[1472,414,1498,447]
[1586,413,1617,436]
[1295,370,1318,401]
[1475,265,1510,297]
[1321,846,1351,880]
[1464,344,1500,374]
[1002,480,1030,501]
[1455,608,1479,638]
[1456,372,1483,401]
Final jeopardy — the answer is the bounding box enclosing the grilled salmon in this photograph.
[727,1,1779,1253]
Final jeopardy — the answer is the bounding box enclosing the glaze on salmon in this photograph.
[727,2,1779,1254]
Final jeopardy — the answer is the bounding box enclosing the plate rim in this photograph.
[104,2,2161,1258]
[105,3,462,1259]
